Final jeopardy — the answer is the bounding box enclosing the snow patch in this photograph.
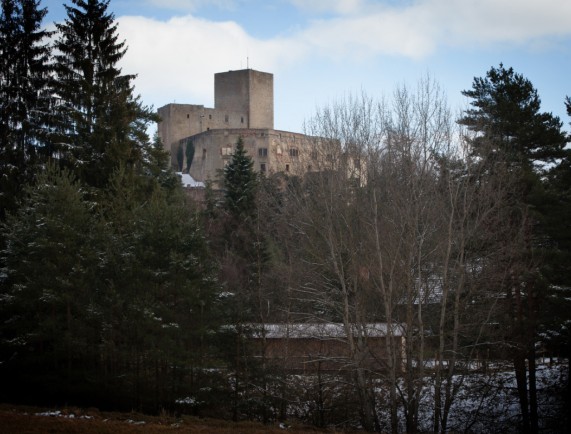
[176,172,205,188]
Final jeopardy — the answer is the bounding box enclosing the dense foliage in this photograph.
[0,0,52,218]
[0,0,220,413]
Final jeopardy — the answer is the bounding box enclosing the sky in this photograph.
[43,0,571,135]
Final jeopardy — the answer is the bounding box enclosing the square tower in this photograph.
[215,69,274,129]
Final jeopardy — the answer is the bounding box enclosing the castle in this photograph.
[157,69,318,185]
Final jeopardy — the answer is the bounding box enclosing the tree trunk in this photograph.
[528,347,538,434]
[514,352,530,433]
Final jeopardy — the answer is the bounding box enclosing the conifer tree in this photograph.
[53,0,155,188]
[0,161,222,410]
[219,136,270,418]
[220,136,260,314]
[0,165,100,402]
[223,136,258,220]
[0,0,52,218]
[459,64,567,168]
[459,64,568,434]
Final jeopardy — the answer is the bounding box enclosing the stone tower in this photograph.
[214,69,274,129]
[157,69,274,155]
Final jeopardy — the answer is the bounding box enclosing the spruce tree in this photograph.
[219,136,267,418]
[223,136,258,220]
[0,165,100,402]
[53,0,155,188]
[0,0,52,218]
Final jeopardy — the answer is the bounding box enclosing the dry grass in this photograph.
[0,404,350,434]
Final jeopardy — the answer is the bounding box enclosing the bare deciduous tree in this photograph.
[280,77,518,433]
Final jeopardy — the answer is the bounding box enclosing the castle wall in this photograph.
[158,69,274,166]
[158,103,250,168]
[158,69,328,181]
[183,129,317,185]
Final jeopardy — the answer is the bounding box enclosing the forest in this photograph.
[1,1,570,433]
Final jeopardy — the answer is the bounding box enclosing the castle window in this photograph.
[241,116,244,124]
[260,163,266,173]
[209,114,212,119]
[225,114,229,122]
[258,148,268,157]
[310,151,318,160]
[187,114,189,119]
[289,148,299,158]
[285,164,290,172]
[221,146,233,156]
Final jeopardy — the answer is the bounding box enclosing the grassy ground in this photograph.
[0,404,348,434]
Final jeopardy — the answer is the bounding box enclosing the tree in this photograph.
[0,165,100,402]
[0,160,222,411]
[459,64,569,434]
[223,136,258,220]
[459,64,566,168]
[0,0,52,218]
[97,169,221,412]
[289,79,523,433]
[53,0,155,189]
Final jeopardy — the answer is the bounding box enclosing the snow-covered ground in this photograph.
[280,360,568,432]
[408,362,568,433]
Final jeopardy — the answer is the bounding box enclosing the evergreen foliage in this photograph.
[0,162,221,411]
[53,0,155,188]
[223,136,258,220]
[0,2,220,410]
[459,63,570,434]
[459,64,567,169]
[0,165,101,400]
[0,0,52,218]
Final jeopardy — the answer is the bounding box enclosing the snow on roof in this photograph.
[177,172,205,188]
[249,323,405,339]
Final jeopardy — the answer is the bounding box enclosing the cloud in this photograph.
[288,0,365,15]
[117,14,306,108]
[144,0,235,13]
[428,0,571,46]
[115,0,571,114]
[293,0,571,60]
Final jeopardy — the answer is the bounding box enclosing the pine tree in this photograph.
[53,0,155,188]
[459,64,567,168]
[0,0,52,218]
[459,64,568,434]
[538,98,571,400]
